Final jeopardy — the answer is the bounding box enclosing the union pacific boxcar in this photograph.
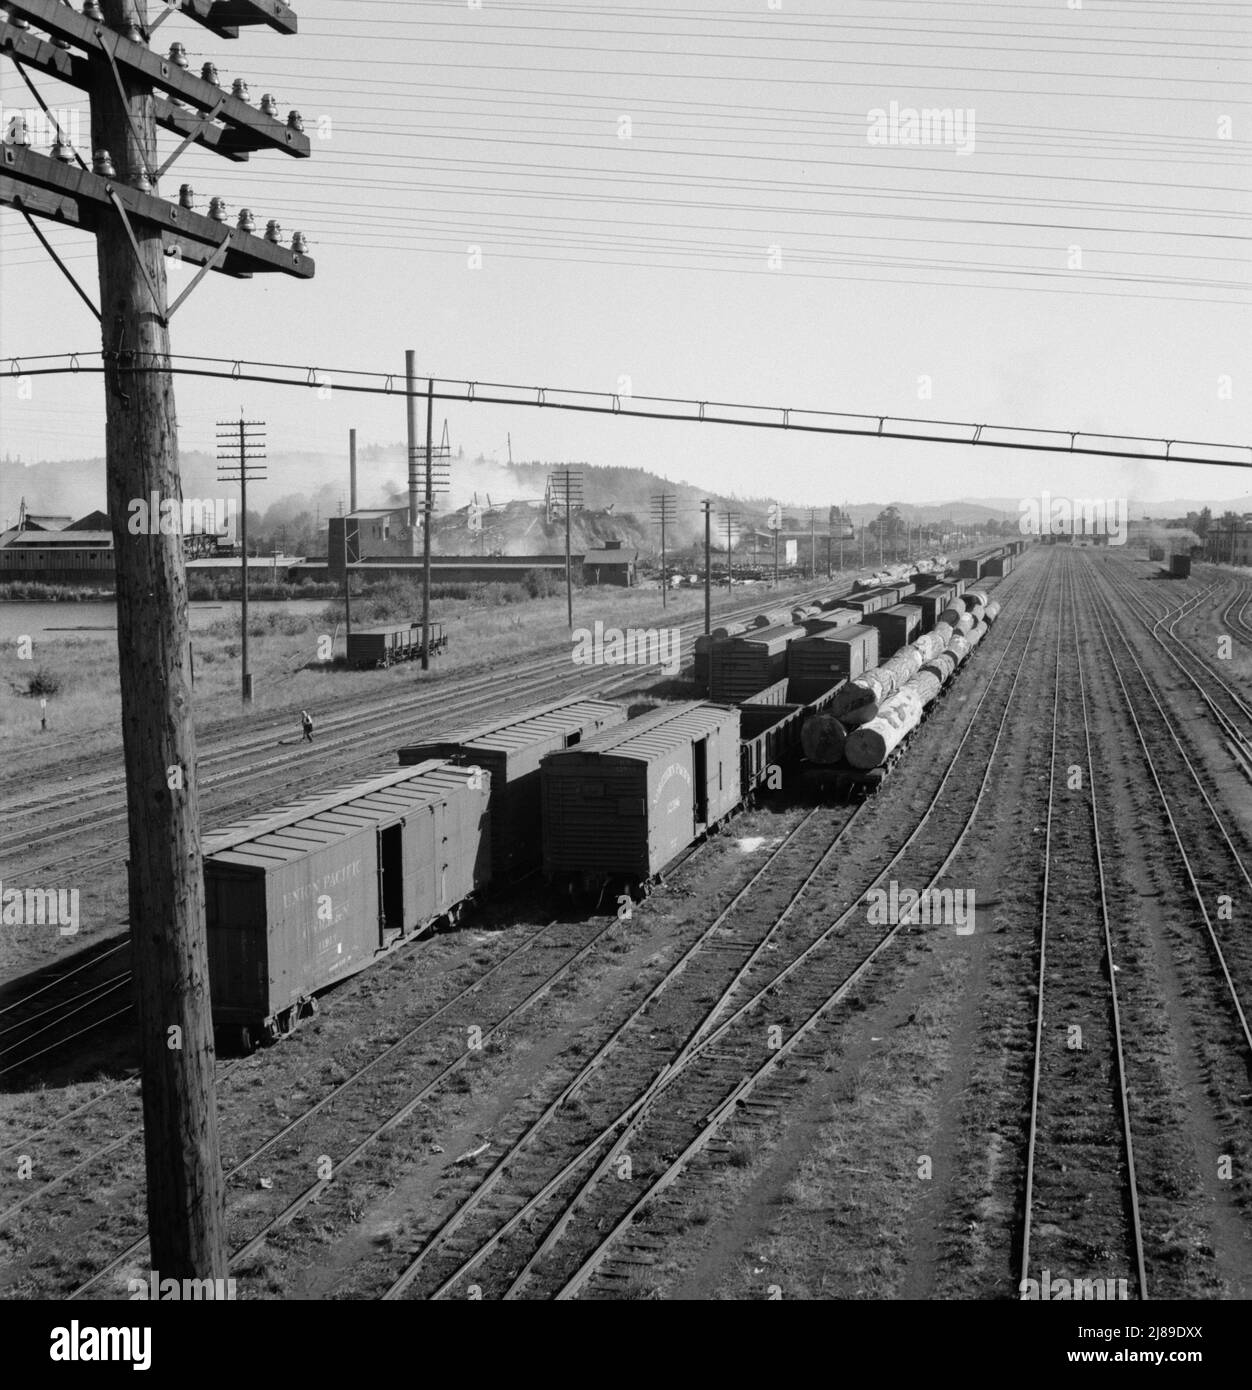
[204,762,490,1051]
[541,702,740,895]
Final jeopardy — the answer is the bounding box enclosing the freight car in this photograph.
[397,696,626,877]
[347,620,447,669]
[1169,553,1192,578]
[708,623,805,702]
[541,702,741,899]
[788,623,879,682]
[862,603,922,658]
[204,762,491,1052]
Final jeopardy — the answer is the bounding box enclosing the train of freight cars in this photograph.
[201,548,1018,1049]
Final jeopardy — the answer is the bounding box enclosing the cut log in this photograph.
[799,712,847,765]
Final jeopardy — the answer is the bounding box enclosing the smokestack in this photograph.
[405,349,420,556]
[349,428,357,514]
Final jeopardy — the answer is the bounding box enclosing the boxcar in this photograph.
[204,762,491,1051]
[863,603,922,659]
[396,696,625,876]
[1169,553,1192,578]
[708,623,805,702]
[801,604,860,635]
[541,702,741,893]
[788,623,879,682]
[900,584,953,631]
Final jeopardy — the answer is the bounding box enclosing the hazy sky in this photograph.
[1,0,1248,510]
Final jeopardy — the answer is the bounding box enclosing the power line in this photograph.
[9,353,1249,469]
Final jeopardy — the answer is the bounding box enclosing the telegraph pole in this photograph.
[216,417,265,702]
[650,491,676,608]
[551,467,583,631]
[721,510,740,590]
[807,507,819,579]
[702,499,712,634]
[423,379,433,670]
[0,0,314,1281]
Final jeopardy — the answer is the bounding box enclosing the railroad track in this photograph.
[1018,555,1147,1300]
[29,555,1051,1300]
[1078,560,1252,1056]
[1096,564,1252,760]
[53,811,750,1295]
[1223,583,1252,649]
[326,557,1055,1298]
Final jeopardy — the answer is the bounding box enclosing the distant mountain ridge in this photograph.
[4,451,1247,539]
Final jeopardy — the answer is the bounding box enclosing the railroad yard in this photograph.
[2,542,1250,1302]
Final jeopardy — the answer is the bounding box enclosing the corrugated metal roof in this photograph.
[553,701,737,765]
[204,760,469,865]
[726,622,805,650]
[801,622,876,645]
[409,697,623,755]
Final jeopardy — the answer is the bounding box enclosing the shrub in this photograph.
[27,667,64,697]
[524,567,560,599]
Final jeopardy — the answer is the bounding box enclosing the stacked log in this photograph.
[921,650,957,684]
[960,589,989,611]
[983,601,1001,624]
[752,607,793,629]
[800,713,847,765]
[946,633,971,666]
[911,622,953,665]
[844,682,928,769]
[939,607,975,635]
[910,668,944,708]
[828,644,925,725]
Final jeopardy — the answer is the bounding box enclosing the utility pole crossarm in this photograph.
[176,0,300,38]
[2,146,314,278]
[1,21,253,160]
[6,1,309,156]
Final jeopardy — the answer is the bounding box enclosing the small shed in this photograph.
[583,539,638,586]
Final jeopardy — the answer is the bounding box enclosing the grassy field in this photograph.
[0,574,831,760]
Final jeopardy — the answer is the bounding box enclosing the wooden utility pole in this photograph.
[721,511,739,590]
[94,0,209,1277]
[216,417,265,702]
[650,492,675,608]
[2,0,311,1280]
[549,467,582,632]
[422,378,434,669]
[701,500,713,634]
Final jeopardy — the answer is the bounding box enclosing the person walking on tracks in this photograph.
[301,709,314,743]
